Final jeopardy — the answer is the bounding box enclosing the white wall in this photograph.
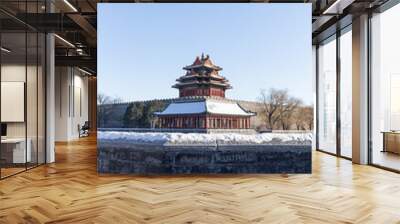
[55,67,89,141]
[1,65,26,138]
[70,72,89,138]
[1,65,40,138]
[55,67,70,141]
[1,63,47,164]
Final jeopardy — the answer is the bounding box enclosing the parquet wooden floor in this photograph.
[1,135,400,224]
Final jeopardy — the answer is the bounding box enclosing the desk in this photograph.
[382,131,400,154]
[1,138,31,163]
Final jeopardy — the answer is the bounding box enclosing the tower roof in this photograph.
[183,54,222,71]
[173,54,233,97]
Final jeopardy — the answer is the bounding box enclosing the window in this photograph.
[317,36,337,154]
[370,3,400,171]
[340,28,352,158]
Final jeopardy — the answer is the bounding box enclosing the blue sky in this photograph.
[98,3,312,104]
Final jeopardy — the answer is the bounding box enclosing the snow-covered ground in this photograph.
[98,131,312,145]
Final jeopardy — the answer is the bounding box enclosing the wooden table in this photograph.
[382,131,400,154]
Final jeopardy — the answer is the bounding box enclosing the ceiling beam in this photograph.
[67,13,97,46]
[323,0,356,14]
[55,55,96,72]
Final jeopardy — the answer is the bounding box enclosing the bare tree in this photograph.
[258,88,306,130]
[258,88,287,129]
[97,93,123,128]
[111,97,123,104]
[290,106,314,130]
[97,93,111,128]
[303,106,314,130]
[293,107,305,130]
[97,93,111,106]
[279,98,302,130]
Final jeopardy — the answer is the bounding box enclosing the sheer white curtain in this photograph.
[318,37,337,154]
[340,30,352,158]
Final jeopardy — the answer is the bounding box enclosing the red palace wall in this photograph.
[179,87,225,98]
[158,115,251,129]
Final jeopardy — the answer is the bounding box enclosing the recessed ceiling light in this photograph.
[63,0,78,12]
[54,34,75,48]
[1,47,11,53]
[78,67,93,76]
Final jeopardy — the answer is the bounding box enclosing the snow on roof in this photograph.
[154,100,255,116]
[206,101,254,116]
[155,101,205,115]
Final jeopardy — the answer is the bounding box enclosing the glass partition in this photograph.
[317,36,337,154]
[0,3,46,179]
[38,32,46,165]
[27,31,38,169]
[0,31,28,177]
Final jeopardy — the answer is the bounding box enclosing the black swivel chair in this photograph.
[79,121,90,138]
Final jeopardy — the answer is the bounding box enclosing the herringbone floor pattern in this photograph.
[1,135,400,224]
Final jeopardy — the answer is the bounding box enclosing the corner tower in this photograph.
[155,54,255,131]
[173,54,232,98]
